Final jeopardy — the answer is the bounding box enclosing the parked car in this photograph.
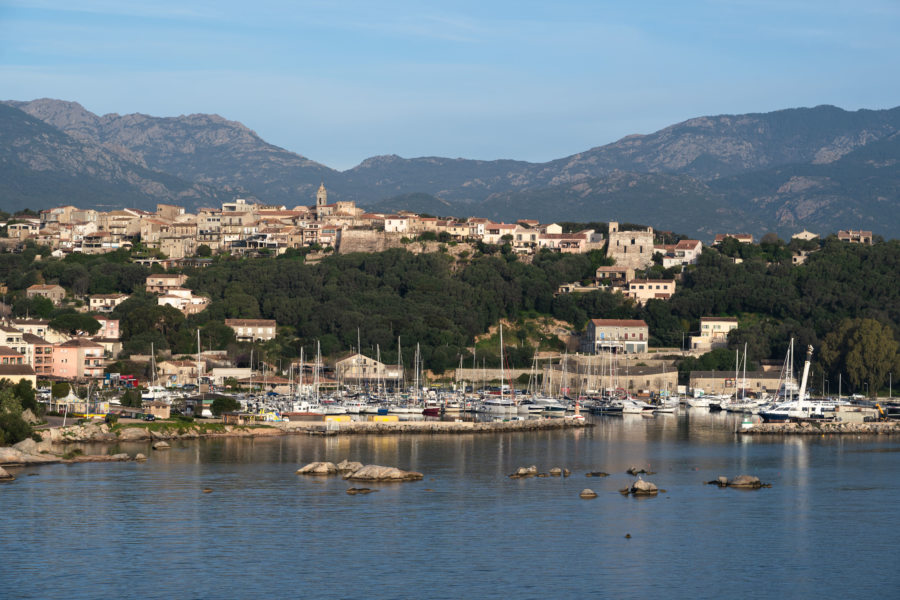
[143,414,156,421]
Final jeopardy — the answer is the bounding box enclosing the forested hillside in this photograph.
[1,238,898,386]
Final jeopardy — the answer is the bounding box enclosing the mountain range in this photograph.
[2,98,899,239]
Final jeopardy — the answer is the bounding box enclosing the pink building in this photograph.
[53,339,104,380]
[94,317,120,339]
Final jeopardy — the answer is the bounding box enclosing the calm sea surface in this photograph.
[3,410,900,599]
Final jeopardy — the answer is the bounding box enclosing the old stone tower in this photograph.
[606,220,656,269]
[316,182,327,210]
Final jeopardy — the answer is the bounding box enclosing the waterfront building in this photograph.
[334,353,403,386]
[582,319,649,354]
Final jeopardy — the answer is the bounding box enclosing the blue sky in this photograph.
[1,0,898,170]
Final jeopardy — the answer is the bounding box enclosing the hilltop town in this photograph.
[0,185,887,419]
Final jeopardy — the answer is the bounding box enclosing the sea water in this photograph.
[3,410,899,599]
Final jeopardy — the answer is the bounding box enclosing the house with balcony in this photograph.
[90,293,129,313]
[158,288,210,316]
[225,319,277,342]
[690,317,739,351]
[837,229,874,245]
[625,279,676,304]
[53,338,105,380]
[581,319,649,354]
[145,274,188,294]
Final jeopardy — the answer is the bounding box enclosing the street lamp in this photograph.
[865,382,869,398]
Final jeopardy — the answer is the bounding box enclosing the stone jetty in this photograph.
[33,416,591,446]
[742,422,900,435]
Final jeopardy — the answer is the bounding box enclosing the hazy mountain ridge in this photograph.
[2,98,899,238]
[0,103,225,211]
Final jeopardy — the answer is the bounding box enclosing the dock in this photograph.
[277,417,593,436]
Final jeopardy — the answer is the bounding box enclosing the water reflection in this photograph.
[4,411,899,599]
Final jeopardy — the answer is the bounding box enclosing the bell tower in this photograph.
[316,182,327,210]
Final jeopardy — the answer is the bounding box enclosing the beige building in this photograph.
[626,279,676,304]
[582,319,649,354]
[225,319,277,342]
[158,359,204,386]
[145,274,188,294]
[837,229,873,245]
[334,353,403,385]
[690,317,739,351]
[90,293,129,313]
[0,364,36,388]
[544,359,677,396]
[26,284,66,304]
[689,370,787,396]
[158,288,210,316]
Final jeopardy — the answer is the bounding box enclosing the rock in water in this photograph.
[0,466,14,482]
[728,475,763,488]
[119,428,151,441]
[630,479,659,496]
[296,461,338,475]
[151,441,170,450]
[509,465,539,478]
[563,469,571,477]
[344,465,423,482]
[626,467,647,476]
[336,459,364,473]
[549,467,562,476]
[346,487,376,495]
[134,453,147,461]
[586,471,610,478]
[579,489,598,499]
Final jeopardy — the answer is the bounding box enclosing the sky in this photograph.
[1,0,899,170]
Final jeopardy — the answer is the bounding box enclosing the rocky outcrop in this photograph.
[118,427,153,441]
[626,467,655,476]
[344,465,423,482]
[346,488,377,495]
[336,460,364,473]
[296,462,338,475]
[579,489,598,499]
[708,475,770,489]
[0,446,59,466]
[152,441,170,450]
[586,471,609,477]
[134,453,147,461]
[509,465,538,479]
[620,479,659,496]
[0,466,14,481]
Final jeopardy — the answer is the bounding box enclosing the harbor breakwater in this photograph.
[742,421,900,435]
[10,417,591,449]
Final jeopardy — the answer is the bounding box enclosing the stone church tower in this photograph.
[316,183,327,210]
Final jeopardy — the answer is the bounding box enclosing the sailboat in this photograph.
[759,340,844,422]
[480,324,517,414]
[141,342,172,403]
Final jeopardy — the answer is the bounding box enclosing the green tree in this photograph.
[120,389,143,408]
[51,382,70,399]
[211,396,241,416]
[0,386,33,445]
[820,318,900,396]
[49,313,101,336]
